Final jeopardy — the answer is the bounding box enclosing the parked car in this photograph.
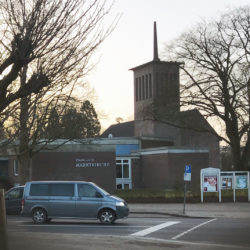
[5,186,24,214]
[22,181,129,224]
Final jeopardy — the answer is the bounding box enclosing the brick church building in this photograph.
[102,22,220,170]
[1,23,220,192]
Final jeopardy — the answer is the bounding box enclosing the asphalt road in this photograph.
[6,215,250,250]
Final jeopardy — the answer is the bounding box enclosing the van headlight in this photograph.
[116,201,125,207]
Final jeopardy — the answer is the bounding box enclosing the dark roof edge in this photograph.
[129,60,183,71]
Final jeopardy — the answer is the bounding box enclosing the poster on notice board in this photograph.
[203,176,218,192]
[221,176,233,189]
[235,175,248,189]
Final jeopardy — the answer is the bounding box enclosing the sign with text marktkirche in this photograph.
[75,158,111,168]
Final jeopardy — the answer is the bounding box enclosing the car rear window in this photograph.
[30,184,49,196]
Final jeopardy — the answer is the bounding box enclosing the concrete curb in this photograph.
[128,202,250,219]
[130,211,211,219]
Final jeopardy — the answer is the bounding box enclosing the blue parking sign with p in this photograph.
[185,165,191,173]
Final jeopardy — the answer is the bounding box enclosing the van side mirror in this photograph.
[95,192,103,198]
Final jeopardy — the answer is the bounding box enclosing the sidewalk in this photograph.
[129,202,250,218]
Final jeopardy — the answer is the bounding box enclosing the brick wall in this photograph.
[32,152,116,193]
[140,151,209,191]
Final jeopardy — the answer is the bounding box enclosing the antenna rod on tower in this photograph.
[153,21,160,61]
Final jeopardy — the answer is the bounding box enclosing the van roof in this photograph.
[26,181,93,184]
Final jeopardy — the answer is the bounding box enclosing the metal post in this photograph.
[200,169,203,203]
[233,172,236,203]
[218,173,221,203]
[183,181,187,214]
[200,170,203,203]
[0,189,9,250]
[248,172,250,202]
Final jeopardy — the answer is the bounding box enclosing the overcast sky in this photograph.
[86,0,250,131]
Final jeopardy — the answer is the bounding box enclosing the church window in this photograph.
[142,75,145,100]
[170,73,176,82]
[165,73,169,95]
[175,73,179,82]
[155,72,159,96]
[13,160,19,176]
[116,158,132,189]
[135,78,139,102]
[145,75,149,99]
[149,74,152,98]
[160,73,164,96]
[139,77,142,101]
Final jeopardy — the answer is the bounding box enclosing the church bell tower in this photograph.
[130,22,181,137]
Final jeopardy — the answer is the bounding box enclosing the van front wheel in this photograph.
[99,209,116,224]
[32,208,47,224]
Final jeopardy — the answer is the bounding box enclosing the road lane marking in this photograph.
[16,224,146,228]
[133,236,248,249]
[172,218,217,240]
[131,221,180,237]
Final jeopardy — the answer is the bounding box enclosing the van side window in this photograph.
[50,184,74,196]
[30,184,49,196]
[78,184,100,198]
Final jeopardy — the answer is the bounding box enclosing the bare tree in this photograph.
[164,6,250,170]
[0,0,117,183]
[0,0,116,113]
[5,77,101,183]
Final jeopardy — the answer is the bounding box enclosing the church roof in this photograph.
[129,60,182,71]
[176,109,217,134]
[100,121,134,138]
[100,109,218,139]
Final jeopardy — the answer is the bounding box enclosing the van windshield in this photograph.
[94,184,110,196]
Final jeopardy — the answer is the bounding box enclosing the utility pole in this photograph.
[0,189,9,250]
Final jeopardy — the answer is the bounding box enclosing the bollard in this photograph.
[0,189,9,250]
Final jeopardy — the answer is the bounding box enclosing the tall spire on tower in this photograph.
[153,21,160,61]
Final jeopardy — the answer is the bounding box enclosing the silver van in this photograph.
[21,181,129,224]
